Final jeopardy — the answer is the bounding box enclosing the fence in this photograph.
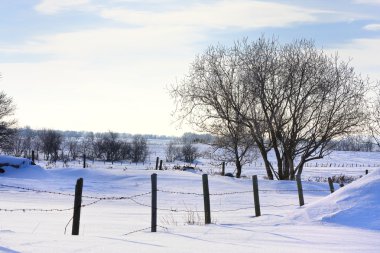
[26,151,376,177]
[0,172,344,236]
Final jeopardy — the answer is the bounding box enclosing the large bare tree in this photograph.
[172,37,367,180]
[240,38,367,179]
[171,43,262,177]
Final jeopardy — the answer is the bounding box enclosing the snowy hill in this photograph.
[292,169,380,230]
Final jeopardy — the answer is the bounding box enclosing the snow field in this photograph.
[0,153,380,252]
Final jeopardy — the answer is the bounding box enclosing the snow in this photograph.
[1,153,380,252]
[292,169,380,230]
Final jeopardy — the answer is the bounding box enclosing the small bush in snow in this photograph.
[181,142,199,163]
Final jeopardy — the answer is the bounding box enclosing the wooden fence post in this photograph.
[155,157,159,170]
[83,154,86,168]
[221,162,225,176]
[31,150,35,164]
[296,175,304,206]
[151,173,157,232]
[202,174,211,224]
[159,160,163,170]
[252,175,261,217]
[328,177,334,193]
[72,178,83,235]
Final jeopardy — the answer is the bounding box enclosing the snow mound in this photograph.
[0,155,132,181]
[0,155,33,168]
[292,169,380,230]
[0,155,47,178]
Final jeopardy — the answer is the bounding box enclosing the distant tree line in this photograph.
[181,132,213,144]
[331,136,375,152]
[2,127,150,163]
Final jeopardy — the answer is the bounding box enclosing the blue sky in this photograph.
[0,0,380,136]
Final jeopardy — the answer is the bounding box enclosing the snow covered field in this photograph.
[1,152,380,253]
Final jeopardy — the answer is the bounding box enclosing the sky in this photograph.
[0,0,379,136]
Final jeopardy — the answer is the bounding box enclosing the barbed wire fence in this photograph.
[0,172,348,236]
[0,181,152,235]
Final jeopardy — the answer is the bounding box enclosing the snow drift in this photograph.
[0,155,33,168]
[0,155,47,179]
[293,169,380,230]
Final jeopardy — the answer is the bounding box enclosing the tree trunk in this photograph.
[282,156,290,180]
[283,153,293,180]
[235,159,242,178]
[273,147,283,179]
[264,160,274,180]
[295,162,304,178]
[289,158,295,180]
[257,148,274,180]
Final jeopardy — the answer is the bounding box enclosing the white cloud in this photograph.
[0,26,201,63]
[35,0,93,14]
[363,23,380,31]
[100,1,318,29]
[99,0,370,30]
[34,0,368,29]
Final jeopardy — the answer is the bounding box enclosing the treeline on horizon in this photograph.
[14,127,213,143]
[4,126,377,159]
[0,127,213,163]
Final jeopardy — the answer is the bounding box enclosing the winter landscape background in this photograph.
[1,1,380,252]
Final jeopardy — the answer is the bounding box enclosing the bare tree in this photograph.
[131,135,148,163]
[165,140,182,162]
[65,137,80,160]
[5,127,39,158]
[241,38,367,179]
[39,129,62,161]
[80,132,95,159]
[101,131,121,163]
[171,43,258,177]
[21,126,36,157]
[181,142,198,163]
[369,82,380,148]
[93,133,105,160]
[5,129,23,156]
[119,141,132,160]
[31,132,42,160]
[212,122,257,177]
[0,90,17,152]
[172,37,367,180]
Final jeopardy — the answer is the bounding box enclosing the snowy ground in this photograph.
[1,152,380,252]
